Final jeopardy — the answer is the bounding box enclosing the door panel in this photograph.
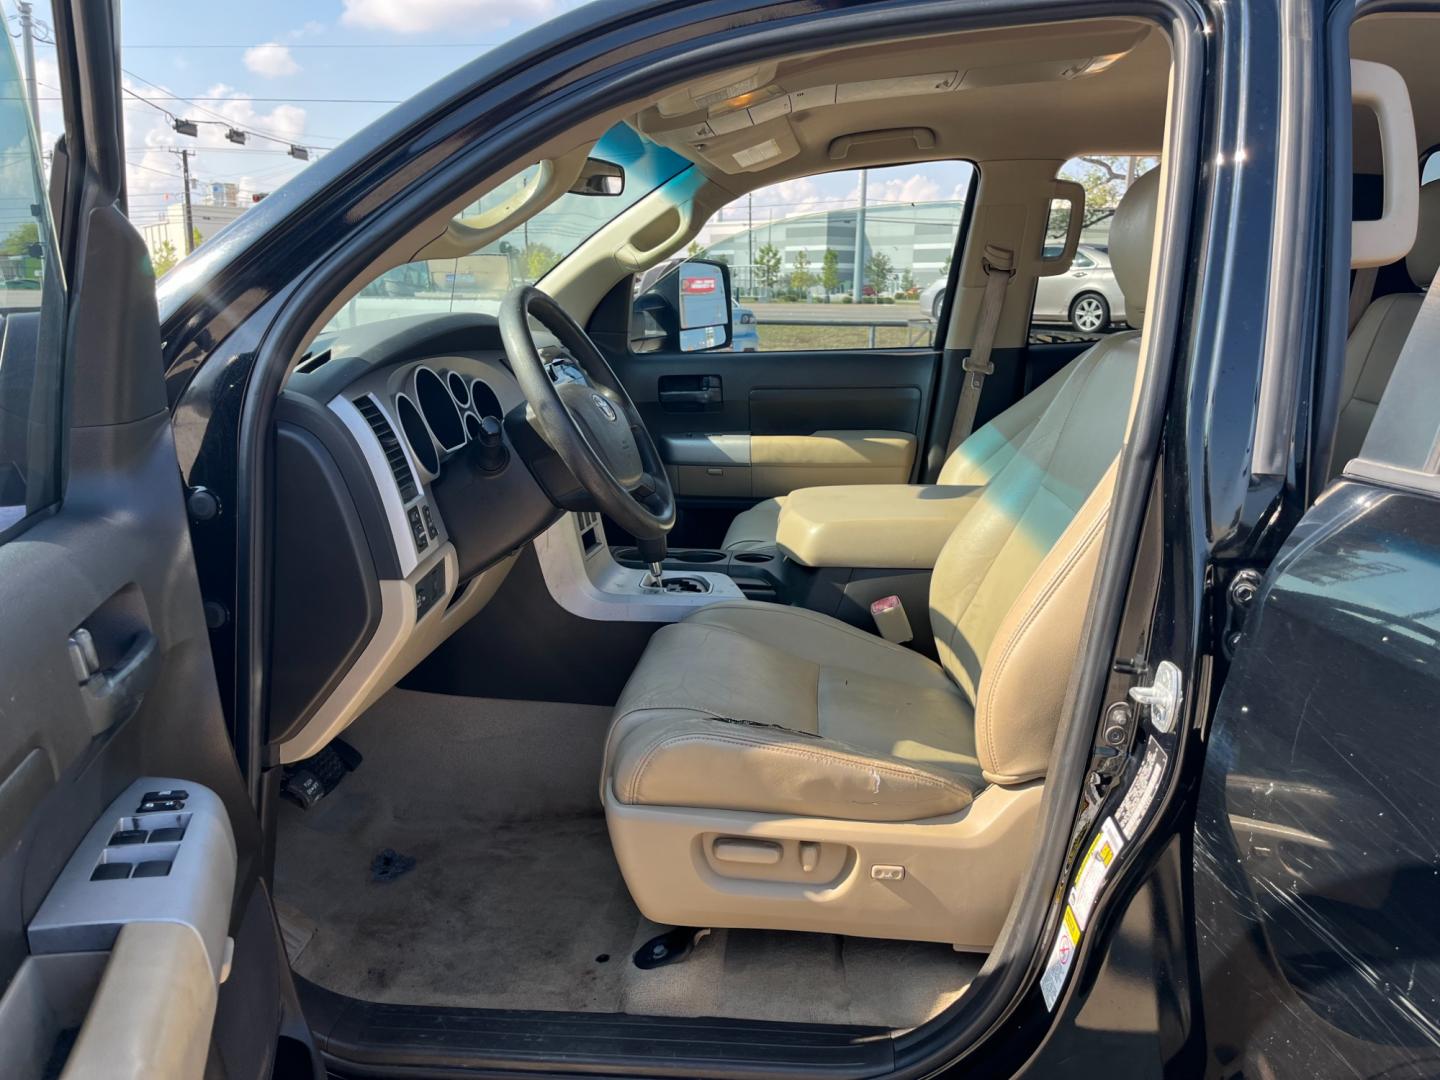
[0,2,292,1077]
[609,348,939,508]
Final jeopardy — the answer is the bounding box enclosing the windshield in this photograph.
[323,123,688,333]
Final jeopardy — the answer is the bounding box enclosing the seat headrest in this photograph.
[1108,166,1161,330]
[1407,180,1440,289]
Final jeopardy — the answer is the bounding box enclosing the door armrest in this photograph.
[776,484,983,569]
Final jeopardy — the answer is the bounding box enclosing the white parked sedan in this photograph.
[919,243,1128,333]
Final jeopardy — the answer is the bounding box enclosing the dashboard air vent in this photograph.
[354,395,419,502]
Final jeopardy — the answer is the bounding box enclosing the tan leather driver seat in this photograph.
[602,169,1159,948]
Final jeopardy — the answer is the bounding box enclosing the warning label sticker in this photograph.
[1040,816,1126,1011]
[1067,816,1124,932]
[1039,906,1082,1010]
[1115,738,1168,840]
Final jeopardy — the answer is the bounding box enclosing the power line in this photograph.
[121,69,337,150]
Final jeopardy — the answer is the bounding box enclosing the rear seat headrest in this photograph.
[1108,166,1161,330]
[1407,180,1440,289]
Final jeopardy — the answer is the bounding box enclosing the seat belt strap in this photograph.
[945,244,1015,457]
[1348,265,1379,335]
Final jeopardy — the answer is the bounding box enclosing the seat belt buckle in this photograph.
[869,595,913,644]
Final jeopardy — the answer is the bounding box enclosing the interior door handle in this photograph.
[75,628,159,737]
[658,375,722,411]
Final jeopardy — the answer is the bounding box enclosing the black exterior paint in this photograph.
[1194,481,1440,1078]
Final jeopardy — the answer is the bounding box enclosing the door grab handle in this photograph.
[79,629,159,736]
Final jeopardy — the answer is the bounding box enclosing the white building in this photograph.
[141,199,248,264]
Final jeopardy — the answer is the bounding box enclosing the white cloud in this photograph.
[866,174,942,205]
[121,78,311,212]
[243,43,301,78]
[341,0,556,33]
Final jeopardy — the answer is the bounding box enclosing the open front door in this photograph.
[0,2,303,1077]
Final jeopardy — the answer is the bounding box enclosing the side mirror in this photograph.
[631,259,734,352]
[568,157,625,197]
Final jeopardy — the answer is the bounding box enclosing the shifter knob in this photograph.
[475,416,508,472]
[636,535,668,585]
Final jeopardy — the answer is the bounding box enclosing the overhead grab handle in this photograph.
[1352,59,1418,269]
[1039,179,1085,277]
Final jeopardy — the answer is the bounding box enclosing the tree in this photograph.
[1,222,37,256]
[687,240,702,258]
[1057,155,1159,234]
[755,242,782,292]
[523,243,560,279]
[821,248,841,294]
[151,240,179,277]
[864,250,893,294]
[788,249,815,295]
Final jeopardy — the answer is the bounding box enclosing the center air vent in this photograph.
[354,395,420,502]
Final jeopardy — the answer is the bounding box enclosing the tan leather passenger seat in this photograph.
[601,168,1160,949]
[1332,179,1440,477]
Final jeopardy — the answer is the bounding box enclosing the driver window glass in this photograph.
[1028,155,1155,344]
[637,161,973,353]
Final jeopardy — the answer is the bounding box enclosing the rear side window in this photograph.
[1028,155,1155,344]
[0,14,62,540]
[638,161,975,352]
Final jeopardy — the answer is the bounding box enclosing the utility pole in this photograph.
[17,2,38,137]
[747,193,754,295]
[851,169,868,302]
[178,149,195,254]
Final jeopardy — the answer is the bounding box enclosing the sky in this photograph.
[14,1,977,234]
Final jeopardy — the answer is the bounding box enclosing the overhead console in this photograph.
[634,21,1151,175]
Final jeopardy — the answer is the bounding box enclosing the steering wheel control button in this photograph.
[422,504,438,540]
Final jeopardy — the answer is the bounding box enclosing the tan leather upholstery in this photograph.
[751,430,915,498]
[1330,180,1440,477]
[723,351,1064,554]
[606,603,983,822]
[775,484,986,569]
[603,166,1158,945]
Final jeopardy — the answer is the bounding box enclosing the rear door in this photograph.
[0,3,292,1077]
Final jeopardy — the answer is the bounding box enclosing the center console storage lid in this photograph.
[776,484,983,569]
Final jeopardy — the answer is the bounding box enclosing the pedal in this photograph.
[281,738,363,810]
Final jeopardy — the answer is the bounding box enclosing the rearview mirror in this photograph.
[568,157,625,197]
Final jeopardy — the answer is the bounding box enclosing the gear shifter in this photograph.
[636,535,668,588]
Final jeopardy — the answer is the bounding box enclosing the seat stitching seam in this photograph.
[626,731,976,805]
[979,504,1110,772]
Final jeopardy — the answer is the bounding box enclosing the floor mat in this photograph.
[278,810,639,1011]
[275,689,979,1027]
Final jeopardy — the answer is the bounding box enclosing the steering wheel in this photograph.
[500,285,676,541]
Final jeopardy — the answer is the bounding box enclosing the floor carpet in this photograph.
[275,689,979,1029]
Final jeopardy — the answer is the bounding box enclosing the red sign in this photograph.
[681,276,716,293]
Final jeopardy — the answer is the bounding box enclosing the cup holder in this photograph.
[676,550,726,564]
[735,551,774,564]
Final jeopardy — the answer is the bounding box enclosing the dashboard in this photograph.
[266,313,561,764]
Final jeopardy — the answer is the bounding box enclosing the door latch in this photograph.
[1128,659,1183,733]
